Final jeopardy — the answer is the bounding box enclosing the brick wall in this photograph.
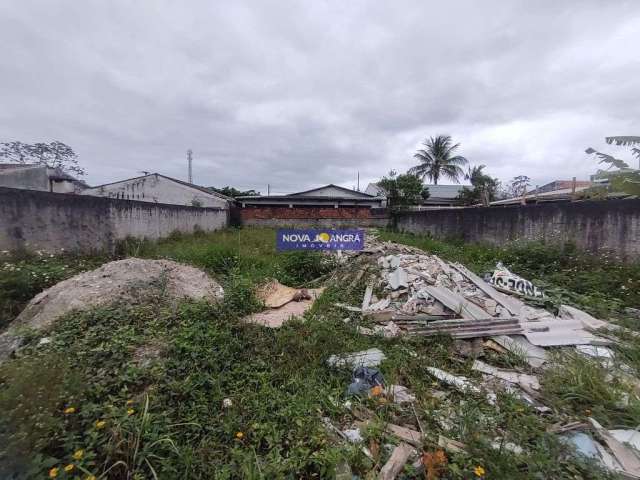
[240,205,389,228]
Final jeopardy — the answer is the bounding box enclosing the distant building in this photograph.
[238,184,385,224]
[238,184,383,208]
[0,163,86,193]
[364,182,467,208]
[81,173,232,209]
[534,180,592,194]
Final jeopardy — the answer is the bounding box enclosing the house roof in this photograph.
[365,183,386,196]
[87,173,234,202]
[490,185,591,206]
[423,184,468,199]
[288,184,375,198]
[238,184,377,201]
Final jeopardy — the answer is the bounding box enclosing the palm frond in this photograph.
[605,136,640,147]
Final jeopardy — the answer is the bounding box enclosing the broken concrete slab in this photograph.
[421,285,490,320]
[491,335,548,368]
[388,267,408,290]
[521,318,608,347]
[327,348,386,368]
[472,360,540,390]
[589,417,640,478]
[450,262,523,316]
[426,366,481,394]
[362,285,373,311]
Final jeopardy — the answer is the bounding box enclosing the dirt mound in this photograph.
[0,258,223,360]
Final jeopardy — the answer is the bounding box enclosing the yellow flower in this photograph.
[127,408,135,415]
[48,467,59,478]
[95,420,106,429]
[235,431,244,440]
[73,449,84,460]
[474,465,486,477]
[126,399,134,405]
[64,407,76,414]
[64,464,75,473]
[85,476,96,480]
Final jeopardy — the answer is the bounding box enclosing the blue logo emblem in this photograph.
[276,229,365,251]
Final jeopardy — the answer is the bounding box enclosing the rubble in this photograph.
[327,348,386,368]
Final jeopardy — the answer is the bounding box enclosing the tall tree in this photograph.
[0,141,85,176]
[377,170,428,209]
[409,135,468,184]
[457,165,500,206]
[507,175,531,197]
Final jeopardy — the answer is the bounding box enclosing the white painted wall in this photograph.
[82,174,229,209]
[294,186,369,198]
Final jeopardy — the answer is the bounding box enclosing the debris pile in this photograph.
[324,232,639,479]
[335,234,617,348]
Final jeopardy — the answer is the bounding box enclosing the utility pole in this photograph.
[267,184,270,195]
[357,171,360,191]
[187,149,193,183]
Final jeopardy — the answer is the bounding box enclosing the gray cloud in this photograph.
[1,0,639,193]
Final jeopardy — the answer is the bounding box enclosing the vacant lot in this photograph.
[1,228,638,479]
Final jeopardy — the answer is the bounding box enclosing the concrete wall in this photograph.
[0,187,228,253]
[0,165,49,191]
[395,199,640,259]
[241,205,389,228]
[82,174,229,209]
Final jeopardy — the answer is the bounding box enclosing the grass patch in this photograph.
[0,227,632,478]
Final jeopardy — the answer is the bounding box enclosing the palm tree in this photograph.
[409,135,468,184]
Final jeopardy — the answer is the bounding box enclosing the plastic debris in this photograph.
[488,262,544,298]
[346,366,385,397]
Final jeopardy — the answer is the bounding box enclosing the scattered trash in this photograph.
[488,262,544,298]
[346,366,385,397]
[327,348,386,368]
[576,345,615,360]
[426,367,481,394]
[343,428,364,443]
[37,337,51,346]
[472,360,540,391]
[386,385,416,404]
[222,398,233,408]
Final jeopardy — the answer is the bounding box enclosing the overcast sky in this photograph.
[1,1,639,193]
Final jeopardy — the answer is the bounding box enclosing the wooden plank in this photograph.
[378,442,414,480]
[386,424,423,447]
